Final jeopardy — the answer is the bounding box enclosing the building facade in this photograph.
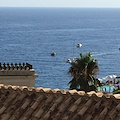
[0,63,38,87]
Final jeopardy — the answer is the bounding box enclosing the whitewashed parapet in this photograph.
[0,63,32,70]
[0,63,39,87]
[0,63,37,76]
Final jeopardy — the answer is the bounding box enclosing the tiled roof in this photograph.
[0,84,120,120]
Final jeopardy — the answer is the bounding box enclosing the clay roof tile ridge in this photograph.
[66,89,78,95]
[113,94,120,99]
[77,91,86,96]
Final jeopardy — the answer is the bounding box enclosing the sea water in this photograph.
[0,7,120,89]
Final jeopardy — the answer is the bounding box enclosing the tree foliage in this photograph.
[68,52,101,92]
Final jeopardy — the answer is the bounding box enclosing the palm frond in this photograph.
[68,52,101,92]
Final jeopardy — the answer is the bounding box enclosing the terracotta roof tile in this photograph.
[69,98,82,112]
[116,103,120,111]
[77,99,93,116]
[0,107,6,114]
[0,84,120,120]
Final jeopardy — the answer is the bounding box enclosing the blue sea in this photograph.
[0,7,120,90]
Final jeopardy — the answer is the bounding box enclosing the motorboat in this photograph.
[77,44,82,48]
[51,52,56,56]
[66,58,71,63]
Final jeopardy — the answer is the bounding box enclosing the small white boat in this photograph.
[66,58,72,63]
[77,44,82,48]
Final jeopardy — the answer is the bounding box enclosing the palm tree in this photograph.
[68,52,101,92]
